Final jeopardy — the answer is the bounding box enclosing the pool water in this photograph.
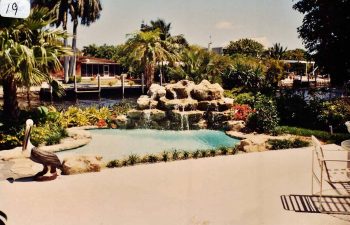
[57,129,239,161]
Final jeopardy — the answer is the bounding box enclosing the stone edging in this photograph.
[226,131,307,153]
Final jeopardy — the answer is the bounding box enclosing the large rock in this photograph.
[159,97,198,111]
[191,80,224,101]
[192,119,208,130]
[165,80,195,99]
[218,98,234,111]
[149,109,167,121]
[147,84,166,100]
[137,95,158,110]
[62,155,104,175]
[208,110,234,123]
[116,115,128,128]
[197,100,220,111]
[127,109,144,119]
[170,110,204,123]
[225,120,245,131]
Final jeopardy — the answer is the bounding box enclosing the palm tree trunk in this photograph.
[145,64,155,88]
[2,76,20,125]
[63,11,69,83]
[69,20,78,77]
[26,87,31,108]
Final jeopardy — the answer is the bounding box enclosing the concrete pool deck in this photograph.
[0,146,349,225]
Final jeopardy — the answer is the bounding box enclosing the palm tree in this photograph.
[141,18,171,41]
[170,45,231,83]
[141,19,188,49]
[0,7,71,125]
[68,0,102,78]
[32,0,102,82]
[268,43,287,60]
[124,30,179,87]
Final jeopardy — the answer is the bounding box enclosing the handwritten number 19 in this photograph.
[6,2,18,15]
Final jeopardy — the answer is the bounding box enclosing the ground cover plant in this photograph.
[267,138,310,150]
[275,126,350,145]
[106,146,238,168]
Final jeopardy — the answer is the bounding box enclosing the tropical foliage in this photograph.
[168,45,231,83]
[0,7,71,126]
[246,94,280,133]
[124,30,180,87]
[225,38,264,57]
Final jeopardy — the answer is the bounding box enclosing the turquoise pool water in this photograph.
[57,129,239,161]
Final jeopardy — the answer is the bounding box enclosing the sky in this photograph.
[67,0,305,50]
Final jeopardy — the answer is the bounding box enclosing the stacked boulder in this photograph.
[122,80,242,130]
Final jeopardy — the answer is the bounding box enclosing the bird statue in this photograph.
[22,119,62,180]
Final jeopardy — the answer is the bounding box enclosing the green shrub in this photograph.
[276,126,350,144]
[111,100,136,117]
[147,154,159,163]
[221,55,265,92]
[210,149,216,157]
[267,138,310,150]
[68,76,82,83]
[107,160,120,168]
[193,150,200,159]
[200,150,208,158]
[172,150,179,160]
[162,151,169,162]
[127,154,139,166]
[0,133,21,150]
[219,146,229,155]
[182,150,190,159]
[30,123,68,146]
[234,92,255,106]
[246,93,279,133]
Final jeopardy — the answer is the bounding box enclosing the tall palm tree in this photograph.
[124,30,179,87]
[268,43,287,60]
[68,0,102,78]
[141,18,171,41]
[0,7,71,125]
[32,0,102,82]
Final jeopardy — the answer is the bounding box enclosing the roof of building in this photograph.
[78,56,118,64]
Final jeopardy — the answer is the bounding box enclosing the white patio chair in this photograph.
[311,135,350,213]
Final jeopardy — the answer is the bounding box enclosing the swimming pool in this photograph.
[57,129,240,161]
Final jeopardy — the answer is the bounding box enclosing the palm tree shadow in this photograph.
[0,210,7,225]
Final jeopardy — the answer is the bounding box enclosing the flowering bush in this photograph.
[246,94,280,133]
[96,119,107,128]
[232,104,254,121]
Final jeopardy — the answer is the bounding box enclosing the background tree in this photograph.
[224,38,264,58]
[124,30,179,87]
[221,55,265,92]
[265,60,285,88]
[293,0,350,85]
[169,45,231,83]
[0,7,71,125]
[267,43,287,60]
[141,18,171,41]
[82,44,119,60]
[283,48,308,61]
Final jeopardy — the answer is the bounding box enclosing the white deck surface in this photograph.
[1,147,349,225]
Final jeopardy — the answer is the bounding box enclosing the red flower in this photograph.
[96,119,107,128]
[232,104,253,121]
